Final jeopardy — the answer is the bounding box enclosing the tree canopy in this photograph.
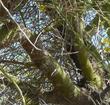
[0,0,110,105]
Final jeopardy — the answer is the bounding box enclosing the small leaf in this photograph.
[39,5,46,12]
[101,38,110,45]
[104,47,110,53]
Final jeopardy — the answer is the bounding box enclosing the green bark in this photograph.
[75,38,102,88]
[21,37,94,105]
[39,1,103,88]
[21,38,80,98]
[73,19,103,88]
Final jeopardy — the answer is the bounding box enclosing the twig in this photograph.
[0,66,26,105]
[0,0,42,51]
[0,60,26,65]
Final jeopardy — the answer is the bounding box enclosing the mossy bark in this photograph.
[39,1,103,89]
[73,18,103,88]
[21,37,80,98]
[21,36,94,105]
[75,37,102,88]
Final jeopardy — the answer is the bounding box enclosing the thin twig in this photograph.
[0,59,34,67]
[0,66,26,105]
[0,0,42,51]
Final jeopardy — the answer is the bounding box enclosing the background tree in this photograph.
[0,0,110,105]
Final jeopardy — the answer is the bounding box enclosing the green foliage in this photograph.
[0,22,16,42]
[1,0,110,105]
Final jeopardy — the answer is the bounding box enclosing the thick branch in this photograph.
[40,1,103,88]
[21,36,94,105]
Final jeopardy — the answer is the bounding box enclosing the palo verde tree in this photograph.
[0,0,110,105]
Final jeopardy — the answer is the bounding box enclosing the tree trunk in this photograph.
[39,1,103,88]
[21,35,94,105]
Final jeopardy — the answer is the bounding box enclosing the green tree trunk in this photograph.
[21,35,93,105]
[39,1,103,88]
